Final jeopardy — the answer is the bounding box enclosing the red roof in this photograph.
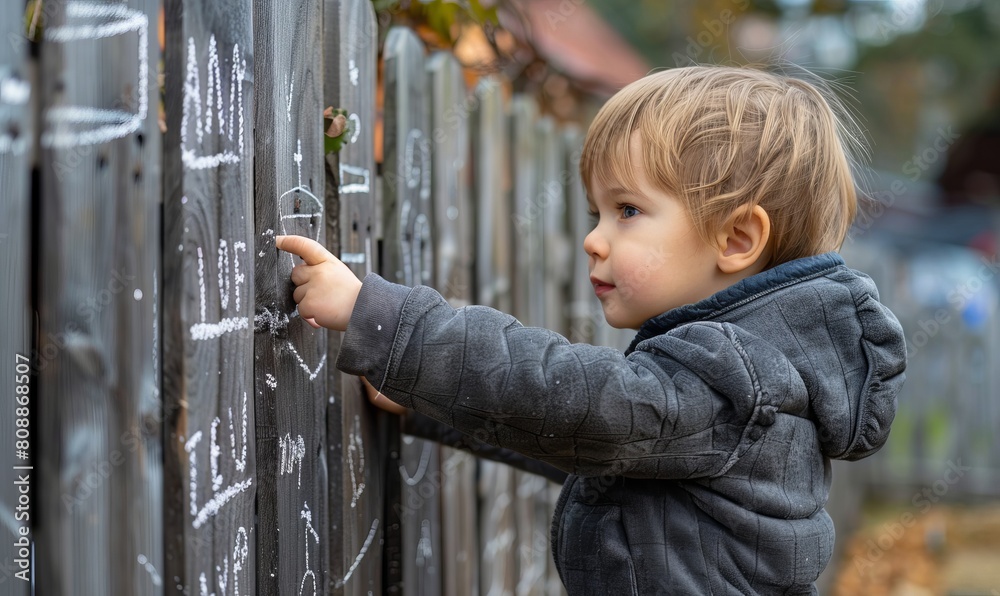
[501,0,652,96]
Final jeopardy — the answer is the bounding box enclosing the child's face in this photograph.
[584,140,723,329]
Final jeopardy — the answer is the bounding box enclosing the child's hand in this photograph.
[361,377,407,415]
[274,235,362,332]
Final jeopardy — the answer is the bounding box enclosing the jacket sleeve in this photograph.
[337,274,771,479]
[402,410,569,483]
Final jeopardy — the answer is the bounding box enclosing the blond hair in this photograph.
[581,65,865,267]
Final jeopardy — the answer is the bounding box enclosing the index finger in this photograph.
[275,235,331,266]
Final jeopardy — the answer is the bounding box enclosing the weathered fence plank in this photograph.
[537,116,568,335]
[383,26,444,596]
[253,0,329,593]
[163,0,256,593]
[0,1,33,591]
[471,77,513,315]
[35,1,162,593]
[511,95,544,329]
[324,0,385,593]
[427,50,478,596]
[563,125,595,346]
[469,76,520,596]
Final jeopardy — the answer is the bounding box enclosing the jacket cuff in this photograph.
[335,273,412,388]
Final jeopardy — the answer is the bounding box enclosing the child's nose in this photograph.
[583,227,608,260]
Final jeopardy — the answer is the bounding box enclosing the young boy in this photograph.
[276,65,906,594]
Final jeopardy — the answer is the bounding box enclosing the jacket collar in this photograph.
[625,252,845,355]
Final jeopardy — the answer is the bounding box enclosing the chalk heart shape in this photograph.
[278,184,324,270]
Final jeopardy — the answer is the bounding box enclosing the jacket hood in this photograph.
[627,252,907,461]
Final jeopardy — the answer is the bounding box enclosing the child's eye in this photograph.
[587,210,599,226]
[621,204,640,219]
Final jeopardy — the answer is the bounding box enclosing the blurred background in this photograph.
[380,0,1000,593]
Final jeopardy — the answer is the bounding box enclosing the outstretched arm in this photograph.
[338,274,772,480]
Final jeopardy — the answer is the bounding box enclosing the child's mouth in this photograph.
[590,276,615,297]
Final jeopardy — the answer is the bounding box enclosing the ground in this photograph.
[832,501,1000,595]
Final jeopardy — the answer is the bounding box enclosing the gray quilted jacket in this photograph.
[336,252,906,594]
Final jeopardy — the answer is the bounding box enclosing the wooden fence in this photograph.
[0,0,588,593]
[841,238,1000,500]
[5,2,996,595]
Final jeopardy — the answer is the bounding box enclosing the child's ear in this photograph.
[714,205,771,274]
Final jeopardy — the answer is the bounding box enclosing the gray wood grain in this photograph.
[253,0,329,593]
[383,26,443,596]
[0,0,33,592]
[427,51,478,596]
[562,126,596,345]
[324,1,385,594]
[34,1,163,593]
[511,95,544,328]
[163,0,256,593]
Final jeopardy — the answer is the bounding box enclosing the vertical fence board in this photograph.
[163,0,256,593]
[471,77,512,313]
[510,95,543,328]
[470,76,518,596]
[563,126,595,346]
[0,0,32,592]
[324,0,384,593]
[35,1,162,593]
[427,51,478,596]
[253,0,329,593]
[383,26,443,596]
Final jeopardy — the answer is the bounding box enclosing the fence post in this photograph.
[324,0,385,594]
[427,50,478,596]
[34,0,162,593]
[252,0,329,593]
[383,26,444,595]
[470,76,520,596]
[0,1,33,591]
[162,0,256,592]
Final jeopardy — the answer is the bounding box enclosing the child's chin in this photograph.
[602,311,642,331]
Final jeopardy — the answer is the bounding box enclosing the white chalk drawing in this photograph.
[137,554,162,587]
[41,2,149,148]
[254,306,297,335]
[400,437,432,486]
[184,397,253,529]
[334,518,380,588]
[0,74,30,155]
[210,418,224,491]
[285,73,295,122]
[398,129,432,286]
[198,526,248,596]
[190,239,249,341]
[182,35,246,169]
[299,502,321,596]
[415,519,433,568]
[265,373,278,389]
[284,341,327,381]
[279,140,324,268]
[339,163,371,195]
[229,392,248,472]
[349,59,360,87]
[348,414,366,508]
[341,253,366,264]
[349,113,361,144]
[279,433,306,489]
[151,271,159,402]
